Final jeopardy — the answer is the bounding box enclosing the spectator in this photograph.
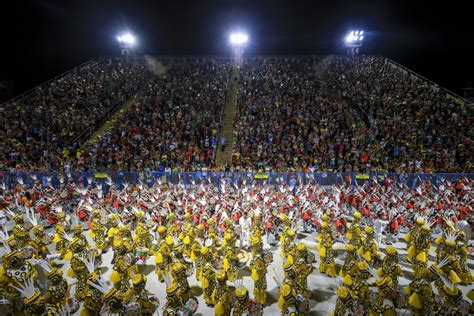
[221,136,226,151]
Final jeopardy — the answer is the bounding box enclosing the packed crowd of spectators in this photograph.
[1,56,471,173]
[1,59,149,172]
[86,60,230,171]
[229,56,472,173]
[230,58,370,172]
[328,56,472,173]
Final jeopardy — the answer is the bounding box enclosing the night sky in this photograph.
[1,0,472,101]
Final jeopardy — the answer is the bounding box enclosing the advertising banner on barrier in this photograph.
[254,173,269,179]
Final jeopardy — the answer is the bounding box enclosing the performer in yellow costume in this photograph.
[12,213,32,249]
[110,233,134,291]
[200,246,217,306]
[67,238,90,301]
[404,268,435,315]
[82,271,105,316]
[107,214,121,248]
[408,225,432,278]
[52,211,70,259]
[172,262,192,304]
[0,248,38,315]
[276,255,298,316]
[377,246,402,288]
[39,262,70,313]
[339,244,358,278]
[249,235,267,305]
[222,233,238,282]
[280,227,296,259]
[155,226,173,282]
[125,274,160,315]
[318,222,336,276]
[30,225,51,260]
[232,278,250,316]
[212,271,231,316]
[294,243,312,299]
[133,216,154,263]
[405,216,425,264]
[89,209,107,252]
[369,276,396,316]
[346,211,362,247]
[347,261,371,315]
[358,226,380,267]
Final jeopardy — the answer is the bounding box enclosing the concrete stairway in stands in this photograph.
[87,91,141,146]
[215,65,240,167]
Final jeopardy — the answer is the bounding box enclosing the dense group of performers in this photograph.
[0,174,472,315]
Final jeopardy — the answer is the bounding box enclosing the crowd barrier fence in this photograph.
[1,171,472,192]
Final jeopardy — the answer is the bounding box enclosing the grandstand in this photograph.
[1,55,472,173]
[0,55,473,316]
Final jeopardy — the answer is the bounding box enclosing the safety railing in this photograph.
[1,171,472,191]
[386,58,473,106]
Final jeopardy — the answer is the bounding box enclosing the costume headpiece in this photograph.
[234,277,248,298]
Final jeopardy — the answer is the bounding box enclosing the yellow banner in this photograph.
[355,173,370,180]
[94,173,108,179]
[254,173,269,179]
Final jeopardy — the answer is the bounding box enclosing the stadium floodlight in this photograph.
[117,33,136,46]
[345,29,364,57]
[229,32,248,46]
[229,31,249,66]
[345,32,354,44]
[345,30,364,45]
[116,32,136,57]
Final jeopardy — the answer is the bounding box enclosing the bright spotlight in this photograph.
[345,30,364,44]
[117,33,136,46]
[230,32,248,46]
[117,32,136,57]
[345,33,354,44]
[345,29,365,57]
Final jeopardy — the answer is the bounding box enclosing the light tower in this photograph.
[229,32,248,65]
[345,30,364,58]
[116,32,136,57]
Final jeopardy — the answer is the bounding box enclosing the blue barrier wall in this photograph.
[1,171,472,191]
